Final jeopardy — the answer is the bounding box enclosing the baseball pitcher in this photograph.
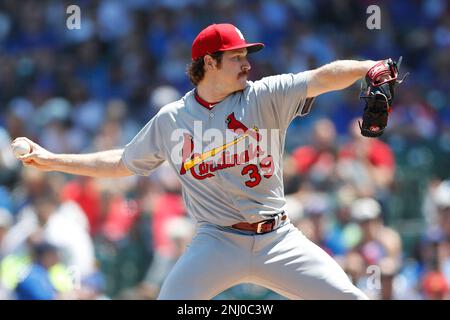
[13,23,406,299]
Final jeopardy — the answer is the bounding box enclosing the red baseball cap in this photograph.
[191,23,264,61]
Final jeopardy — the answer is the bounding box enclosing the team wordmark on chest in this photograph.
[170,115,280,187]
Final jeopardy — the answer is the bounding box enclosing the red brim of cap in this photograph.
[219,42,265,54]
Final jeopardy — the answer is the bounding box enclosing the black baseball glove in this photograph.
[359,56,408,137]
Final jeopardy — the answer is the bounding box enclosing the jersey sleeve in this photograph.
[122,114,166,176]
[253,71,315,130]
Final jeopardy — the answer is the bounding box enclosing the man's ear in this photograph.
[204,55,217,70]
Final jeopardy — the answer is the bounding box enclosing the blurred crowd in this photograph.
[0,0,449,299]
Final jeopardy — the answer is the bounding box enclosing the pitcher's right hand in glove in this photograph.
[359,56,408,138]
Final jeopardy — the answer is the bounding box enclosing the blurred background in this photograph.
[0,0,449,300]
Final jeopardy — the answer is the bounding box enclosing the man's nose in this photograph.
[242,62,251,72]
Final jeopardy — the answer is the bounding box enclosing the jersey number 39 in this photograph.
[241,155,274,188]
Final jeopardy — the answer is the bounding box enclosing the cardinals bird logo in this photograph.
[226,112,261,142]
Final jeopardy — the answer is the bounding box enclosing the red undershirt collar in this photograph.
[194,90,222,110]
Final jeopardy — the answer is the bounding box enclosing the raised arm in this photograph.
[306,60,377,98]
[12,137,133,178]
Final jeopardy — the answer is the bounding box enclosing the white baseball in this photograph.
[12,140,31,158]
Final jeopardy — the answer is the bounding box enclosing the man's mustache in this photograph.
[238,70,249,78]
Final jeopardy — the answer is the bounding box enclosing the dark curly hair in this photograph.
[186,52,224,86]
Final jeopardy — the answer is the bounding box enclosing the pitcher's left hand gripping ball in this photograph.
[359,56,409,137]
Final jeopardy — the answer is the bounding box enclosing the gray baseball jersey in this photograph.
[123,72,313,226]
[122,72,367,300]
